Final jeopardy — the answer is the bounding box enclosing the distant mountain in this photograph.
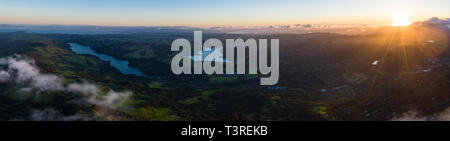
[0,24,212,34]
[413,17,450,30]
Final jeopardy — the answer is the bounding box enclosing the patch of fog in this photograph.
[0,55,133,120]
[67,82,100,95]
[391,111,426,121]
[392,108,450,121]
[0,55,64,92]
[67,82,132,109]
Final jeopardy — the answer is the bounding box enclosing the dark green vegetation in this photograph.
[0,24,449,121]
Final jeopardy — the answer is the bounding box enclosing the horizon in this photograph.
[0,0,449,27]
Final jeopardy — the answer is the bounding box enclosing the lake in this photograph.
[190,48,230,63]
[69,43,147,77]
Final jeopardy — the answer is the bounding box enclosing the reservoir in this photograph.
[68,43,147,77]
[190,48,230,63]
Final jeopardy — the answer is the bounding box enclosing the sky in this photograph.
[0,0,448,27]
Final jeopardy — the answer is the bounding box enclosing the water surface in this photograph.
[69,43,147,77]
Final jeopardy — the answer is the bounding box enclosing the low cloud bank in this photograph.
[68,83,132,109]
[0,55,132,120]
[0,56,64,92]
[392,108,450,121]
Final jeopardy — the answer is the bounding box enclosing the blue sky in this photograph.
[0,0,448,26]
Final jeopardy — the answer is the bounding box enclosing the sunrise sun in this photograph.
[392,13,412,26]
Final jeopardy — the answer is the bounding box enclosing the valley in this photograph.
[0,23,448,121]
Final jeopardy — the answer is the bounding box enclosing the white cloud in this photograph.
[0,56,63,91]
[0,71,10,82]
[0,56,39,82]
[31,75,64,91]
[67,82,99,95]
[392,107,450,121]
[67,82,132,109]
[92,90,132,109]
[418,17,450,29]
[391,111,427,121]
[0,55,134,120]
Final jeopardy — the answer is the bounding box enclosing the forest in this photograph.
[0,23,448,121]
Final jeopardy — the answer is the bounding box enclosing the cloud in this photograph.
[294,24,312,28]
[416,17,450,29]
[0,55,133,120]
[28,108,90,121]
[30,75,64,91]
[95,90,132,109]
[67,82,100,95]
[391,111,427,121]
[392,108,450,121]
[0,56,39,81]
[0,71,10,81]
[67,82,132,109]
[423,17,450,25]
[209,26,232,30]
[0,56,63,92]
